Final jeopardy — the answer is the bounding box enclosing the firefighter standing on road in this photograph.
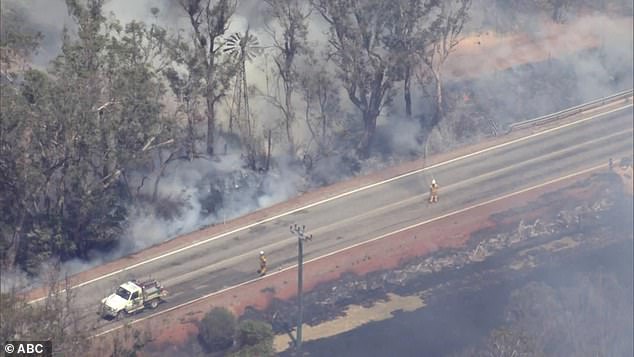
[429,179,439,203]
[257,251,268,276]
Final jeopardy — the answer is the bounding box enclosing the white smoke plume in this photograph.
[1,0,631,290]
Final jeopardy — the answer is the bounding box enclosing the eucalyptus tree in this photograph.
[384,0,439,118]
[177,0,237,156]
[421,0,471,126]
[311,0,400,158]
[1,0,177,271]
[297,58,341,158]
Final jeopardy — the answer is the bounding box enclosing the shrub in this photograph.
[230,319,275,357]
[199,307,237,352]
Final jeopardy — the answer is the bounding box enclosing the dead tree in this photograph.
[421,0,471,128]
[178,0,237,156]
[264,0,311,154]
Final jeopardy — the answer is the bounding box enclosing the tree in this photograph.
[458,328,542,357]
[298,57,342,158]
[421,0,471,128]
[312,0,400,158]
[0,266,91,356]
[229,319,275,357]
[177,0,237,156]
[164,63,203,162]
[0,4,44,268]
[199,307,237,352]
[0,0,177,272]
[463,272,634,357]
[5,0,127,270]
[0,68,33,268]
[264,0,312,153]
[546,0,572,23]
[384,0,438,118]
[0,2,42,73]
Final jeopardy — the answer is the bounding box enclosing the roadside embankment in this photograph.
[273,169,633,354]
[103,164,629,356]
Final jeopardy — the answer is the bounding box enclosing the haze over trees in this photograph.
[0,0,464,274]
[458,271,633,356]
[1,0,631,276]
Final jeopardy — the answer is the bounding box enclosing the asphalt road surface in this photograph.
[32,102,634,336]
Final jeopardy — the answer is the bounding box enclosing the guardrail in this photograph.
[508,88,633,132]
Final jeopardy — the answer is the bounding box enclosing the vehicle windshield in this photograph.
[116,287,131,300]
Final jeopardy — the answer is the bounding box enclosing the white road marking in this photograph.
[28,103,633,304]
[93,162,607,338]
[164,127,633,287]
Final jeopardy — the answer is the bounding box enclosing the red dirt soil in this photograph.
[21,15,630,355]
[24,14,629,303]
[22,120,552,302]
[90,166,606,356]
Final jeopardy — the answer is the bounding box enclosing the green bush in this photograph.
[229,319,275,357]
[199,307,237,352]
[235,319,274,347]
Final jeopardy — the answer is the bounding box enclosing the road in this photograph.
[34,102,634,336]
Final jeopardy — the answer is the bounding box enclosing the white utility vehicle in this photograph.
[100,279,167,319]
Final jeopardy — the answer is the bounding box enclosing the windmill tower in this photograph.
[223,29,263,137]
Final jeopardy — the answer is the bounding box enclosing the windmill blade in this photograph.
[224,32,247,55]
[223,30,265,61]
[230,33,242,42]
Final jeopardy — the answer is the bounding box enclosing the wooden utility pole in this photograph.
[290,224,312,355]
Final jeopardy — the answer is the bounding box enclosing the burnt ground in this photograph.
[234,172,633,356]
[284,239,633,357]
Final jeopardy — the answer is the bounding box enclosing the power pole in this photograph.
[290,224,312,355]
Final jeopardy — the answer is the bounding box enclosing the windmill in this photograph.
[223,29,264,137]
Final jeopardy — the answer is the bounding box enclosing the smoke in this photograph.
[2,1,632,291]
[434,12,633,141]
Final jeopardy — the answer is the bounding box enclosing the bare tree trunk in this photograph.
[206,87,215,156]
[285,87,294,152]
[180,0,236,158]
[404,65,412,118]
[358,111,378,158]
[433,67,443,125]
[186,99,196,161]
[204,49,218,157]
[321,112,326,146]
[266,129,272,172]
[152,152,175,203]
[5,213,24,268]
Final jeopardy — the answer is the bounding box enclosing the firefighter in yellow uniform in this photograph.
[429,179,439,203]
[258,251,267,276]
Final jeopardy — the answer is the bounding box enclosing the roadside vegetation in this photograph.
[0,0,631,280]
[0,2,630,356]
[0,0,472,276]
[198,306,275,356]
[1,267,91,356]
[457,270,633,357]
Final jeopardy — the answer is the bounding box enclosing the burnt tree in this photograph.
[178,0,236,156]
